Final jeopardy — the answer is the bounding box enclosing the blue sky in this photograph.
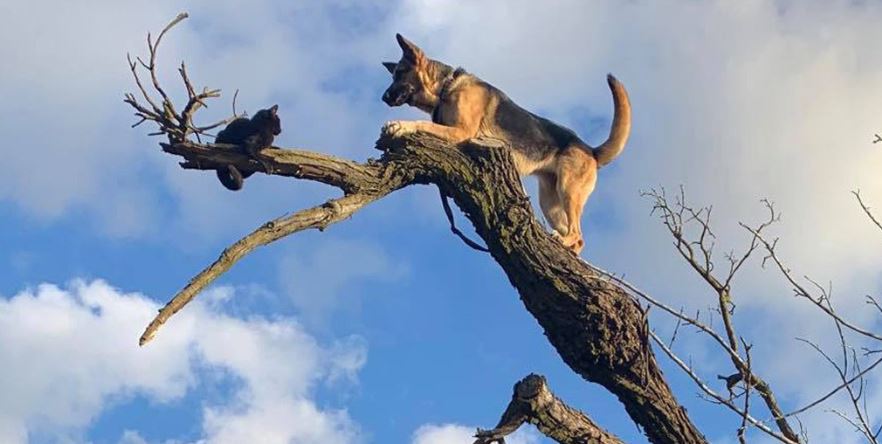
[2,1,882,443]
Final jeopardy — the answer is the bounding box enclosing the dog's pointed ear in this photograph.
[269,104,279,114]
[396,33,424,63]
[382,61,397,74]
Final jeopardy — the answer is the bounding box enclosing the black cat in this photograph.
[215,105,281,191]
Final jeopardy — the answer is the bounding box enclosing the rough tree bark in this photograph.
[474,374,625,444]
[143,133,706,444]
[128,15,882,443]
[127,15,706,442]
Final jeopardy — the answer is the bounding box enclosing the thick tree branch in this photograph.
[380,135,707,444]
[143,132,707,444]
[139,141,411,345]
[164,141,385,194]
[474,374,623,444]
[127,16,707,443]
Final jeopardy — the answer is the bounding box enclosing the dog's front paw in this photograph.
[382,120,416,137]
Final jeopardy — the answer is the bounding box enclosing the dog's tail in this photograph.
[592,74,631,167]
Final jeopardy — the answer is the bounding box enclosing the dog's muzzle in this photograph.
[382,84,413,107]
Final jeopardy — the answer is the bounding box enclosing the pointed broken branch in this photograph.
[140,193,385,345]
[474,374,623,444]
[127,14,710,444]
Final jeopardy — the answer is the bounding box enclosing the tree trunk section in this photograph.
[380,134,707,444]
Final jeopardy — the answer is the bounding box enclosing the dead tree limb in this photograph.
[474,374,623,444]
[120,12,882,444]
[126,14,711,444]
[639,187,882,444]
[138,130,708,443]
[139,192,384,345]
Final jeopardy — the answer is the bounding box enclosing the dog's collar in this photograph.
[432,67,466,122]
[439,67,466,99]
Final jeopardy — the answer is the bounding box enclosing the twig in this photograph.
[780,354,882,420]
[853,190,882,233]
[649,330,796,444]
[745,224,882,342]
[439,188,490,252]
[669,308,685,348]
[737,339,753,444]
[643,189,800,441]
[124,12,239,142]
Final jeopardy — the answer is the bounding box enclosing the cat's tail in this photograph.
[216,165,245,191]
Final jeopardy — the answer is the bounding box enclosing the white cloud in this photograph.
[412,423,542,444]
[0,2,176,235]
[0,280,365,444]
[118,430,149,444]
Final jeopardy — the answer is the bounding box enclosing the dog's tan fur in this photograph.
[382,34,631,254]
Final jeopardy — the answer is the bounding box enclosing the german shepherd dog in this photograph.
[381,34,631,254]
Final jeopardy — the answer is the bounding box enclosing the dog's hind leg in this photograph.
[538,173,568,237]
[555,146,598,254]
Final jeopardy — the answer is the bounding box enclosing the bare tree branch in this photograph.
[642,187,882,443]
[794,293,880,444]
[125,13,882,444]
[642,190,798,441]
[122,13,882,444]
[744,224,882,343]
[439,188,490,252]
[853,190,882,233]
[649,330,795,444]
[139,193,386,345]
[123,13,240,142]
[474,374,623,444]
[738,339,754,444]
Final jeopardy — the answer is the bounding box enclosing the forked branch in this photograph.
[128,14,710,444]
[642,189,798,442]
[473,374,623,444]
[642,188,882,443]
[123,12,238,142]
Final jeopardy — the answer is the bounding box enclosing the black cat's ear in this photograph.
[269,104,278,114]
[382,61,397,74]
[396,33,424,64]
